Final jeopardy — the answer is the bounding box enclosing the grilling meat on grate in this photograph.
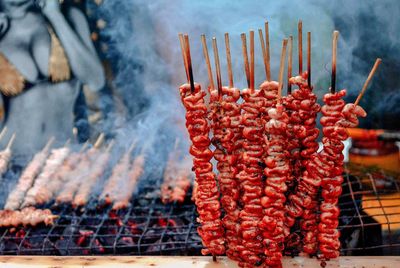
[161,154,192,204]
[22,146,70,207]
[73,142,113,207]
[39,150,85,205]
[4,138,54,210]
[112,154,145,210]
[0,207,58,227]
[318,91,366,260]
[100,146,133,205]
[55,147,100,204]
[179,83,225,256]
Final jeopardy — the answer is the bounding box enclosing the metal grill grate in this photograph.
[0,165,399,256]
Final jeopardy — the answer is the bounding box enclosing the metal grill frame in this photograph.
[0,165,399,256]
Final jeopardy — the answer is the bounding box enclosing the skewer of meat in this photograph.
[0,133,16,176]
[259,39,289,268]
[22,141,71,207]
[100,141,136,204]
[72,141,114,207]
[318,56,380,261]
[164,166,192,203]
[236,31,268,267]
[282,35,304,191]
[4,137,55,210]
[55,135,105,205]
[161,147,180,204]
[111,153,145,210]
[161,147,192,204]
[297,32,322,255]
[0,207,57,227]
[178,34,225,257]
[203,33,243,261]
[282,31,322,254]
[0,126,8,142]
[37,142,90,205]
[280,26,320,255]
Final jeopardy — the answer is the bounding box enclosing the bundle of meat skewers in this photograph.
[178,21,381,267]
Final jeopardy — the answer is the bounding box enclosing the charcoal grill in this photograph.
[0,165,399,257]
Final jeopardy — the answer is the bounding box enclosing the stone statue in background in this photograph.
[0,0,105,155]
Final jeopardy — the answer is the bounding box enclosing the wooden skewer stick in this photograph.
[331,30,339,94]
[44,136,55,152]
[354,58,382,106]
[287,35,293,94]
[127,139,137,155]
[278,39,288,98]
[298,20,303,75]
[79,140,90,153]
[307,31,311,87]
[201,34,215,90]
[184,34,195,93]
[249,30,255,90]
[265,21,271,81]
[0,127,7,142]
[178,33,189,82]
[224,33,234,88]
[212,37,222,97]
[258,29,268,81]
[106,139,115,153]
[64,139,71,147]
[94,133,105,149]
[6,133,16,151]
[241,33,250,89]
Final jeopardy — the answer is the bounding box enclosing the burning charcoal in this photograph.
[92,239,105,254]
[116,236,136,251]
[126,221,144,235]
[76,230,94,247]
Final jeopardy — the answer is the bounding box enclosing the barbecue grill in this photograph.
[0,165,399,260]
[0,1,399,267]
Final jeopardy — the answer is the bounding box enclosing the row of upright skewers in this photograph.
[178,20,381,267]
[0,133,147,227]
[0,131,193,228]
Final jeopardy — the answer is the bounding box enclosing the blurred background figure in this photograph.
[0,0,104,155]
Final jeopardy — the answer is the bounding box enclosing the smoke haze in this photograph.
[87,0,400,167]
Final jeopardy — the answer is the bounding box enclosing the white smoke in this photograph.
[89,0,400,166]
